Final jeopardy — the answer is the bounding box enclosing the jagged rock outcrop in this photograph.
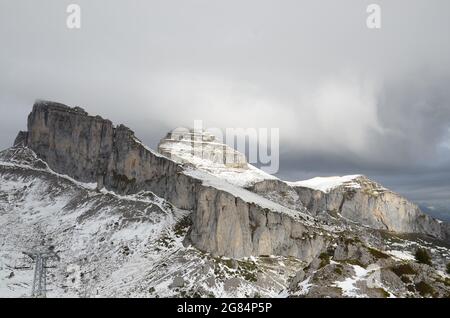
[13,131,28,147]
[14,100,328,260]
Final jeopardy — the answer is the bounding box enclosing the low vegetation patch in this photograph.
[211,257,260,283]
[415,248,432,266]
[341,259,366,268]
[401,276,411,284]
[333,265,343,275]
[434,276,450,287]
[415,281,436,297]
[155,233,175,250]
[369,287,390,298]
[173,216,192,237]
[391,263,417,277]
[237,260,260,282]
[343,237,361,245]
[318,252,331,268]
[367,247,390,259]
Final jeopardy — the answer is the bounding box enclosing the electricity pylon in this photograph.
[23,246,60,298]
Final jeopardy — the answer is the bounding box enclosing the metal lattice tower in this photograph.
[23,246,60,298]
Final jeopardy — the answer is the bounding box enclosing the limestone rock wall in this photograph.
[249,177,448,241]
[26,101,115,183]
[190,185,327,260]
[17,100,327,260]
[294,180,445,239]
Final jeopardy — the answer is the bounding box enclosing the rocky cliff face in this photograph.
[190,185,327,259]
[22,101,194,208]
[294,177,443,236]
[16,100,328,260]
[249,176,448,241]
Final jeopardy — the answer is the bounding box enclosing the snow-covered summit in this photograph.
[158,130,277,187]
[158,129,247,168]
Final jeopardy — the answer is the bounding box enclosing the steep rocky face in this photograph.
[16,100,328,260]
[22,100,195,209]
[249,176,449,241]
[189,185,327,259]
[25,101,115,183]
[293,177,447,240]
[159,132,447,242]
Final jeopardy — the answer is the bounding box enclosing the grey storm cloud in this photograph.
[1,0,450,219]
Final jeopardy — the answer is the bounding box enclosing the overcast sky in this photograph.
[1,0,450,220]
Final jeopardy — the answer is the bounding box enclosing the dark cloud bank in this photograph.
[1,0,449,220]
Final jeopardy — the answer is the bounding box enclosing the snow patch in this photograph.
[288,175,362,193]
[386,250,415,261]
[184,168,311,221]
[332,264,381,297]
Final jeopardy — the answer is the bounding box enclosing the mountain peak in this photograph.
[158,129,248,168]
[158,129,277,187]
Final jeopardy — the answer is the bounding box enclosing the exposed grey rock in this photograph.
[380,268,408,291]
[13,131,28,147]
[306,286,343,298]
[332,239,377,267]
[310,263,355,285]
[288,270,305,290]
[249,177,449,242]
[169,276,185,289]
[16,100,328,261]
[224,277,241,292]
[247,179,302,210]
[300,177,447,241]
[189,185,328,259]
[0,147,48,170]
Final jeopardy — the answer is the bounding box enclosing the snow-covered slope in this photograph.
[287,175,363,193]
[0,147,308,298]
[1,148,449,298]
[0,148,186,297]
[157,132,366,194]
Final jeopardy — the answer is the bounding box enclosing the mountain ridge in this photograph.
[1,99,449,298]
